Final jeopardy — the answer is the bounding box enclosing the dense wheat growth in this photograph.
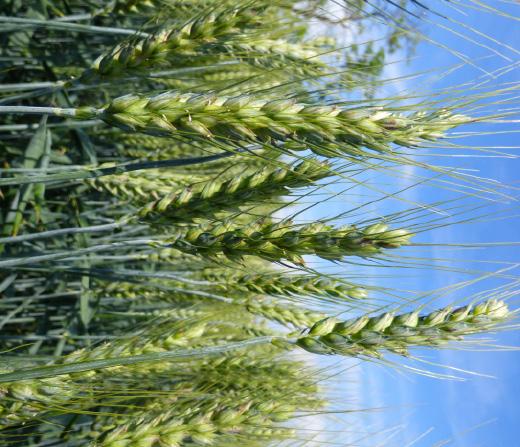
[0,0,517,446]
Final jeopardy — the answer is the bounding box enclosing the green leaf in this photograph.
[1,116,50,239]
[33,128,52,221]
[75,128,97,164]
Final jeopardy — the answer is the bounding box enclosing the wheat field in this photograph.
[0,1,518,446]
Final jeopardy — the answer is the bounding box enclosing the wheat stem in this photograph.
[0,16,146,36]
[0,219,132,245]
[0,106,81,117]
[0,151,240,187]
[0,82,63,92]
[0,239,156,268]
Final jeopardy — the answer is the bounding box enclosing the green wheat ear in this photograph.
[81,6,265,80]
[161,220,413,264]
[81,3,323,83]
[296,299,511,358]
[138,158,331,221]
[80,2,326,81]
[87,91,468,158]
[205,270,368,301]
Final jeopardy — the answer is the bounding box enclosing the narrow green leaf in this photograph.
[75,128,97,164]
[33,128,52,221]
[1,116,49,239]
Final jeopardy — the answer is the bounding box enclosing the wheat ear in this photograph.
[296,299,510,357]
[82,7,263,80]
[79,91,468,158]
[162,220,413,264]
[209,270,367,300]
[139,158,330,221]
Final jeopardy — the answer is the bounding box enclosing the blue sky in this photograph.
[296,2,520,445]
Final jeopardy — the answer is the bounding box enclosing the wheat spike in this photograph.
[78,91,467,159]
[297,299,511,357]
[139,158,331,221]
[161,220,413,264]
